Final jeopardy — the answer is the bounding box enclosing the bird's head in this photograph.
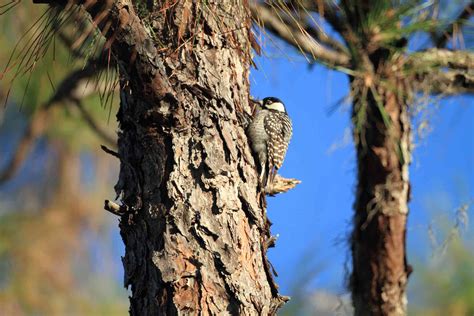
[260,97,286,113]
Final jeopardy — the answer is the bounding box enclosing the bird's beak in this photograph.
[250,98,263,107]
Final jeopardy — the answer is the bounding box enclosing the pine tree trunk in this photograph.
[105,0,284,314]
[349,70,412,316]
[338,0,414,313]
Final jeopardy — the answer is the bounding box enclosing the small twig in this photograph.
[434,3,474,48]
[266,234,279,249]
[100,144,120,159]
[104,199,128,216]
[266,174,301,196]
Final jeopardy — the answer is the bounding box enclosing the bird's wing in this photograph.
[264,113,292,169]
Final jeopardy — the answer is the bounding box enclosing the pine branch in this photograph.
[304,23,348,54]
[251,2,350,68]
[285,0,345,35]
[433,3,474,48]
[279,0,348,53]
[408,49,474,70]
[415,70,474,95]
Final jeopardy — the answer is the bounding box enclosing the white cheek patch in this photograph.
[266,102,285,112]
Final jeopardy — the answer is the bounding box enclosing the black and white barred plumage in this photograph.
[247,97,292,188]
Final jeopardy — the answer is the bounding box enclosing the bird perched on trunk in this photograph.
[247,97,292,191]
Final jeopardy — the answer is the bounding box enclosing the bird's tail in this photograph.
[260,162,270,189]
[261,164,279,194]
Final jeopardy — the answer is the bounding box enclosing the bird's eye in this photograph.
[266,100,273,104]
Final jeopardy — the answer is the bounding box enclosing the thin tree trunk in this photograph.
[105,1,285,314]
[350,71,412,315]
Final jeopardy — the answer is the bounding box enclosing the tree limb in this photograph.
[251,2,350,68]
[408,49,474,70]
[408,49,474,95]
[414,70,474,95]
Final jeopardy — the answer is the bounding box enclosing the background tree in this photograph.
[251,0,473,315]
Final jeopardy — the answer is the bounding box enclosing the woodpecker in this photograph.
[247,97,292,189]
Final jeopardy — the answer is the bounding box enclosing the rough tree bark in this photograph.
[88,0,285,314]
